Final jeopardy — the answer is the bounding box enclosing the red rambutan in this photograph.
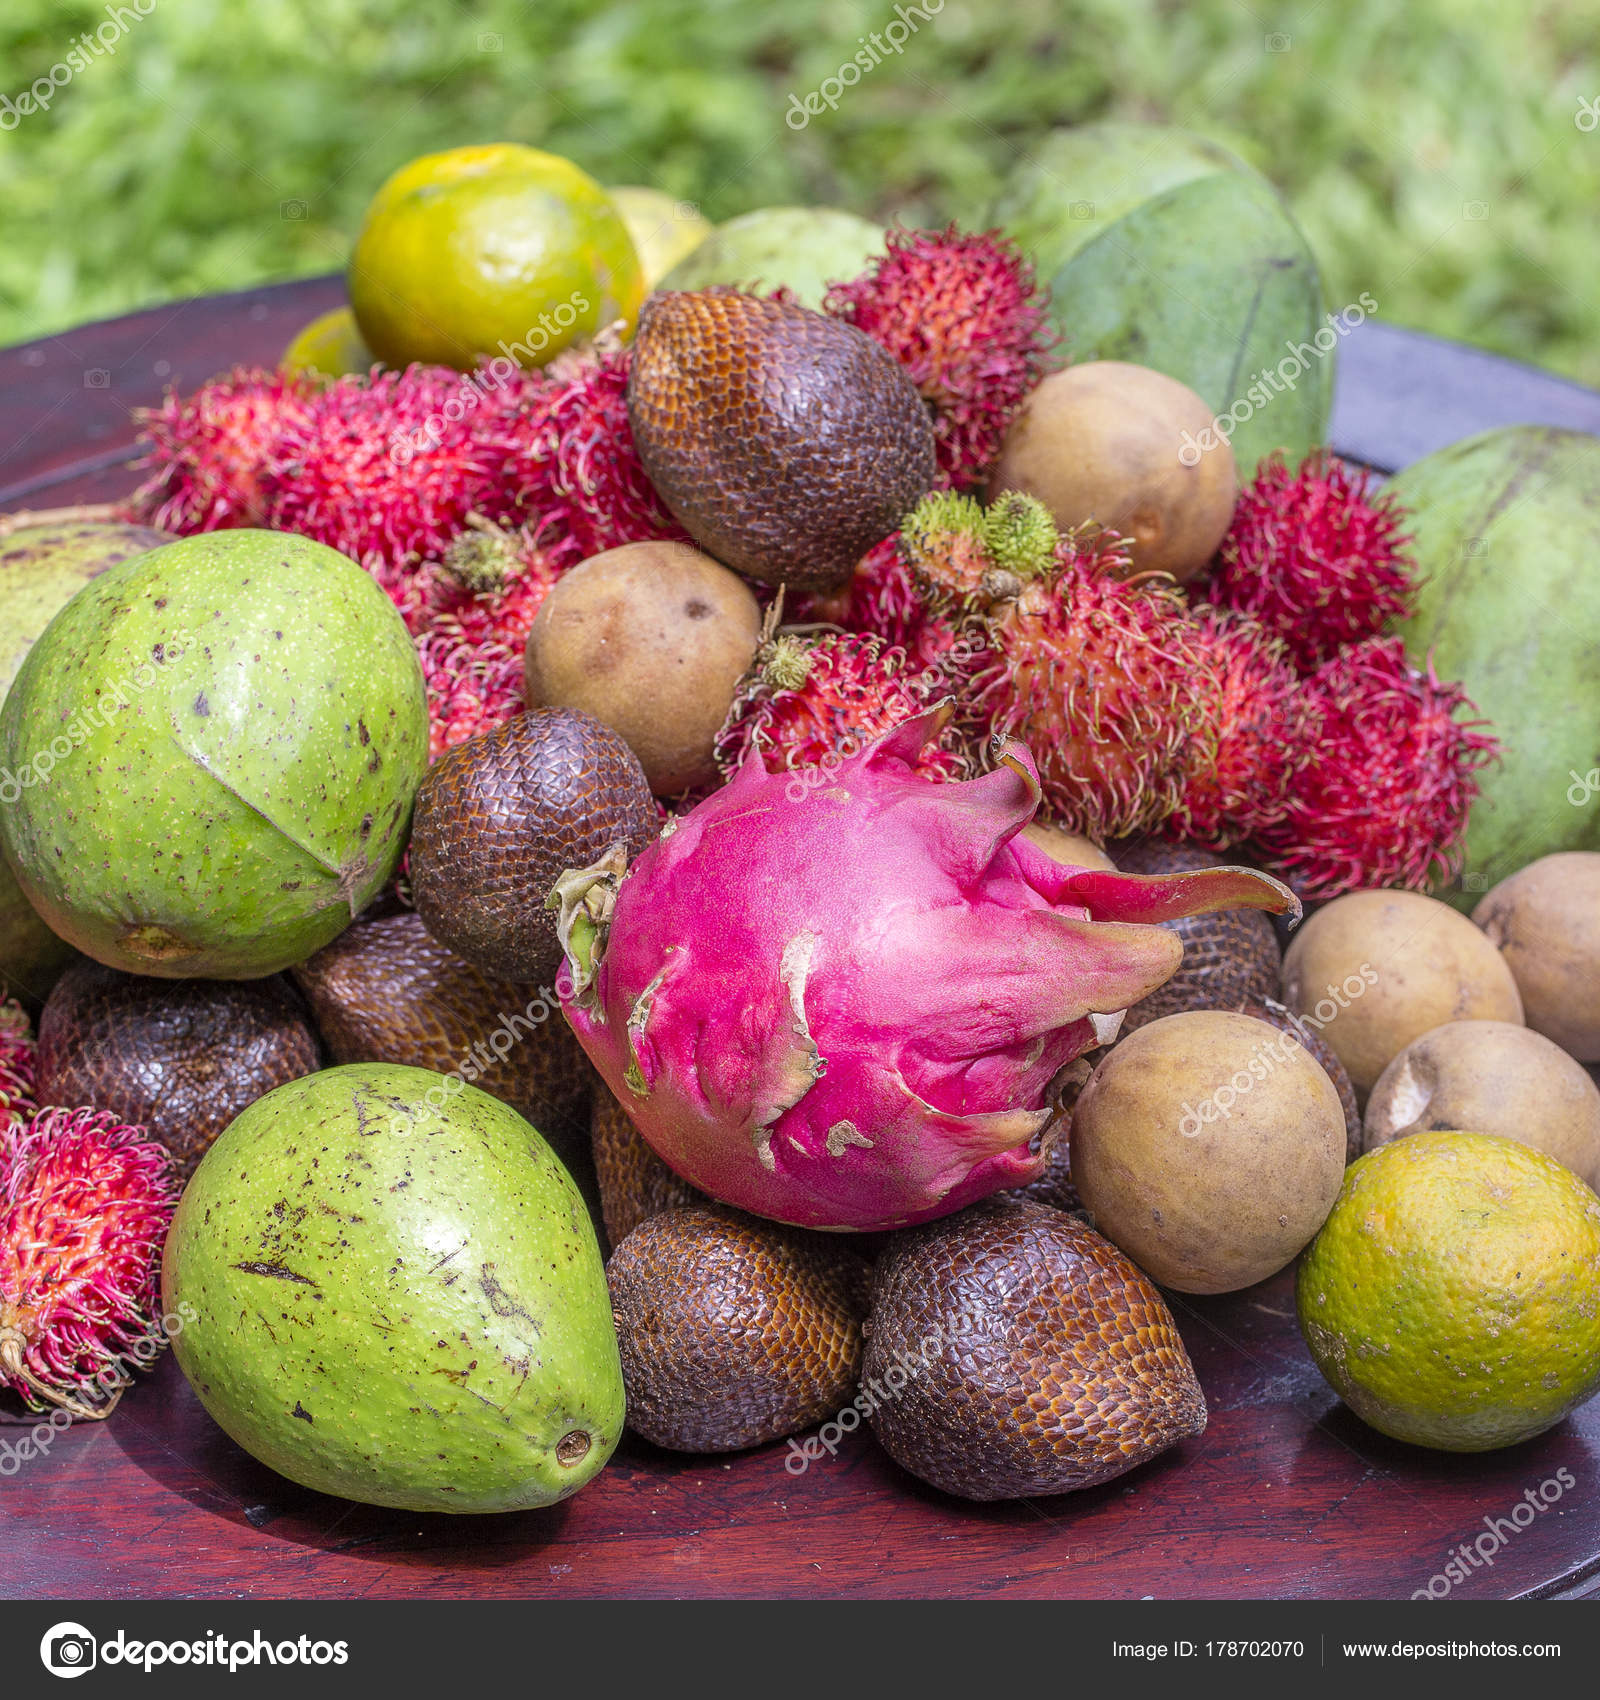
[1206,451,1416,670]
[414,628,528,764]
[787,533,927,646]
[0,1108,179,1420]
[903,490,1214,838]
[266,363,542,570]
[519,344,692,568]
[714,632,968,785]
[824,225,1057,490]
[1168,606,1313,849]
[0,998,36,1127]
[129,366,320,533]
[398,516,565,649]
[1254,636,1499,898]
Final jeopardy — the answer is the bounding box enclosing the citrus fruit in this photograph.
[281,304,372,378]
[348,144,644,372]
[1297,1130,1600,1451]
[607,186,711,287]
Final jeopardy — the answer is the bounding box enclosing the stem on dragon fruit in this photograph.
[0,1325,124,1422]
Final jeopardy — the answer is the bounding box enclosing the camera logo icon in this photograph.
[40,1623,97,1678]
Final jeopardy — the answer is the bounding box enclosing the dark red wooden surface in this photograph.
[3,282,1599,1601]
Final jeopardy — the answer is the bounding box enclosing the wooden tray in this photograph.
[3,280,1600,1601]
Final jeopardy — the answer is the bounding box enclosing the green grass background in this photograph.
[3,0,1598,382]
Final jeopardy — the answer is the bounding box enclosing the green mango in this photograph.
[0,518,169,1002]
[657,205,885,309]
[988,124,1335,476]
[0,519,171,698]
[0,529,427,978]
[162,1063,623,1513]
[1390,426,1600,904]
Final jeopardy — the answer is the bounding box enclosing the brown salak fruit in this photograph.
[1109,838,1281,1033]
[864,1196,1206,1500]
[626,288,937,591]
[1008,1058,1092,1213]
[409,707,658,984]
[291,907,595,1170]
[607,1203,870,1452]
[1237,996,1362,1163]
[590,1081,702,1251]
[35,958,321,1178]
[1473,853,1600,1063]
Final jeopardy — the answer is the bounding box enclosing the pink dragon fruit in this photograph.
[551,706,1298,1231]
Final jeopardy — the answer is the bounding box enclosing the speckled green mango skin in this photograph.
[657,205,885,309]
[989,124,1330,476]
[0,529,427,978]
[0,519,169,1001]
[1391,426,1600,904]
[162,1063,624,1513]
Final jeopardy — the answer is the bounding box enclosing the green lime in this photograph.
[349,144,643,371]
[1298,1130,1600,1450]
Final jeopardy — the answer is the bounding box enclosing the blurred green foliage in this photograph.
[2,0,1597,382]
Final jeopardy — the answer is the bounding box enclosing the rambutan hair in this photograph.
[396,516,565,649]
[787,533,929,648]
[518,344,691,568]
[825,225,1057,491]
[900,489,1210,838]
[975,561,1215,839]
[129,366,320,533]
[413,628,528,764]
[1169,606,1313,848]
[0,1108,179,1419]
[1254,636,1498,898]
[714,631,969,784]
[1206,450,1416,670]
[266,363,542,570]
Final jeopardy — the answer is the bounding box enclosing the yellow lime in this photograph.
[1297,1130,1600,1451]
[281,304,373,379]
[348,144,644,372]
[607,186,712,287]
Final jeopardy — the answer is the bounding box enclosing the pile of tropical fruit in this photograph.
[0,128,1597,1514]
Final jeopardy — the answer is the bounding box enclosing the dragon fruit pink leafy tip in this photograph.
[549,705,1299,1232]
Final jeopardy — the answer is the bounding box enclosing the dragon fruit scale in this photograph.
[551,706,1298,1231]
